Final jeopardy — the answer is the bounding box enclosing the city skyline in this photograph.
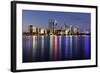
[22,10,91,32]
[22,10,91,62]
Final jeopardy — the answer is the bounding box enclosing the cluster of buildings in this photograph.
[48,19,79,35]
[23,19,90,36]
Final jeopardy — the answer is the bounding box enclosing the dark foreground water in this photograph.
[23,35,91,63]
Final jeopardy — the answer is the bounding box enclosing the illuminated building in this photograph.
[32,26,36,33]
[40,29,45,34]
[61,23,70,35]
[49,19,57,35]
[69,25,79,35]
[65,30,69,35]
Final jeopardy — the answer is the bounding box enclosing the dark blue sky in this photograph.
[22,10,91,32]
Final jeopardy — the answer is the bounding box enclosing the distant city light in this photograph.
[40,29,44,34]
[65,30,69,35]
[23,18,90,36]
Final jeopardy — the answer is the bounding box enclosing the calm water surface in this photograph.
[23,35,91,63]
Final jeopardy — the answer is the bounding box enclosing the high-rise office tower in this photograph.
[49,19,57,34]
[29,24,33,35]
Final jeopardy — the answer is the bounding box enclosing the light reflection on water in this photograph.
[23,35,91,63]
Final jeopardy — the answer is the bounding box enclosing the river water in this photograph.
[23,35,91,63]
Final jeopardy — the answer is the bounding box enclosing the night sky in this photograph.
[22,10,91,32]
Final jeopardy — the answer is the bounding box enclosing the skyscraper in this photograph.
[29,24,33,35]
[49,19,57,34]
